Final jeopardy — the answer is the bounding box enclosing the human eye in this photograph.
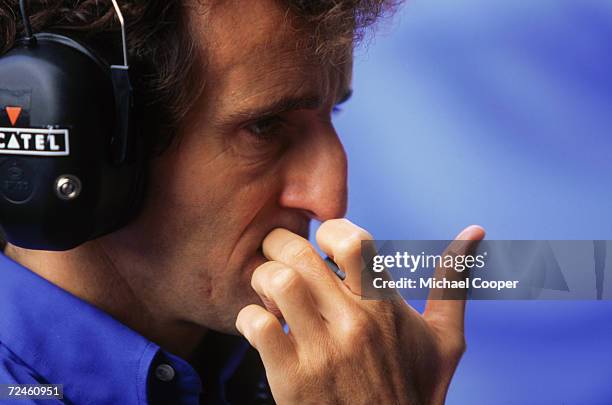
[234,114,292,160]
[243,115,286,143]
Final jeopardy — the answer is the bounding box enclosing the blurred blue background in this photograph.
[320,0,612,403]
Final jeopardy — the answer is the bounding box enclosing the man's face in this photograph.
[103,0,351,333]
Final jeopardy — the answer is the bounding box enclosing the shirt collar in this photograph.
[0,253,202,404]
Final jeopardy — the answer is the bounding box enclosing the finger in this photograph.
[236,304,296,368]
[262,228,346,317]
[251,261,325,341]
[316,218,375,296]
[424,225,485,334]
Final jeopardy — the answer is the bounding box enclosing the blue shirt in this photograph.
[0,253,273,404]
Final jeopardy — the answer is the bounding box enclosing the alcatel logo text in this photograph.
[0,127,70,156]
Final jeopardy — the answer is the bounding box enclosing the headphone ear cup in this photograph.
[0,33,144,250]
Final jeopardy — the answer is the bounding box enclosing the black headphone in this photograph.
[0,0,144,251]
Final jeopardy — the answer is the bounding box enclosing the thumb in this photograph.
[423,225,485,335]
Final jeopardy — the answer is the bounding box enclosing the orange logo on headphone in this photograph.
[5,106,22,126]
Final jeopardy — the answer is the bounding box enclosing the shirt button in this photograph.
[155,363,176,382]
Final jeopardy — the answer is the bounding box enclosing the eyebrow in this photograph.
[216,88,353,128]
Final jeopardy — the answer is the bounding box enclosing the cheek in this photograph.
[151,133,278,210]
[143,122,288,257]
[142,141,280,257]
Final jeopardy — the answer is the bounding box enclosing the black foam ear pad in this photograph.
[0,33,144,251]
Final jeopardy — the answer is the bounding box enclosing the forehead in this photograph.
[187,0,352,110]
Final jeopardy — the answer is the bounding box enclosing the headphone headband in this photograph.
[109,0,129,68]
[19,0,128,67]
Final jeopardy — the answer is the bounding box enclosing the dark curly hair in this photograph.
[0,0,400,251]
[0,0,400,153]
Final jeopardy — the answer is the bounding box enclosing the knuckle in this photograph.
[282,239,317,261]
[269,266,302,294]
[317,218,368,243]
[294,244,318,262]
[335,236,362,262]
[444,335,467,360]
[354,227,374,242]
[250,312,279,339]
[453,336,468,356]
[236,304,272,340]
[317,218,347,235]
[251,261,283,288]
[335,229,374,262]
[235,304,254,328]
[339,310,375,346]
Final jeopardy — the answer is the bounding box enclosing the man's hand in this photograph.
[236,219,485,405]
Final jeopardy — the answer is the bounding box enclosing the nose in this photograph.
[279,123,348,221]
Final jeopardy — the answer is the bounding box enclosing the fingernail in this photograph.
[457,225,485,240]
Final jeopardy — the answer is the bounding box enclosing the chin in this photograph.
[211,288,263,335]
[204,250,270,335]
